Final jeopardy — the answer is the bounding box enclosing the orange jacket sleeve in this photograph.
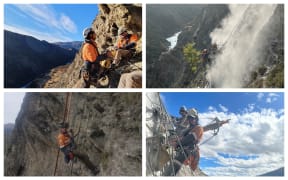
[129,34,138,43]
[82,43,98,63]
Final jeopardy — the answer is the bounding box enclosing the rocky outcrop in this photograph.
[40,4,142,88]
[4,30,76,88]
[4,93,142,176]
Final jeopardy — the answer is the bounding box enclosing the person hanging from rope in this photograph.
[81,27,113,88]
[163,114,204,176]
[57,124,78,164]
[111,27,138,67]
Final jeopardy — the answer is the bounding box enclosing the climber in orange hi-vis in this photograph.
[81,27,113,87]
[112,27,138,67]
[57,125,75,163]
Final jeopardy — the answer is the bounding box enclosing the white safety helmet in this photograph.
[118,27,127,35]
[188,108,198,119]
[83,27,94,39]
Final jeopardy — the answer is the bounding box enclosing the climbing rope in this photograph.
[53,92,72,176]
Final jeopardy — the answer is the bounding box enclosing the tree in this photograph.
[183,43,201,73]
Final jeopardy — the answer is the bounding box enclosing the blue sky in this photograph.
[4,4,99,42]
[161,92,284,117]
[147,92,284,176]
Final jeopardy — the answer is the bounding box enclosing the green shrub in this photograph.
[183,42,201,74]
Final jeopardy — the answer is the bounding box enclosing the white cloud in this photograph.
[257,92,264,100]
[266,97,278,104]
[256,92,279,104]
[208,106,216,111]
[266,93,279,103]
[219,104,228,112]
[14,5,59,29]
[5,24,72,43]
[8,4,78,42]
[268,93,280,97]
[246,103,255,112]
[199,106,284,176]
[60,14,77,33]
[266,97,272,103]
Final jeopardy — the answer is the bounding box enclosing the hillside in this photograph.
[259,167,284,176]
[53,41,82,51]
[4,93,142,176]
[4,30,76,88]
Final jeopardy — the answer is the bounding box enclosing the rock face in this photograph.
[4,93,142,176]
[41,4,142,88]
[4,30,76,88]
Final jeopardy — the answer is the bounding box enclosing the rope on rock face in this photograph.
[53,92,72,176]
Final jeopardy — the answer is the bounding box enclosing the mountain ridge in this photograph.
[4,30,76,88]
